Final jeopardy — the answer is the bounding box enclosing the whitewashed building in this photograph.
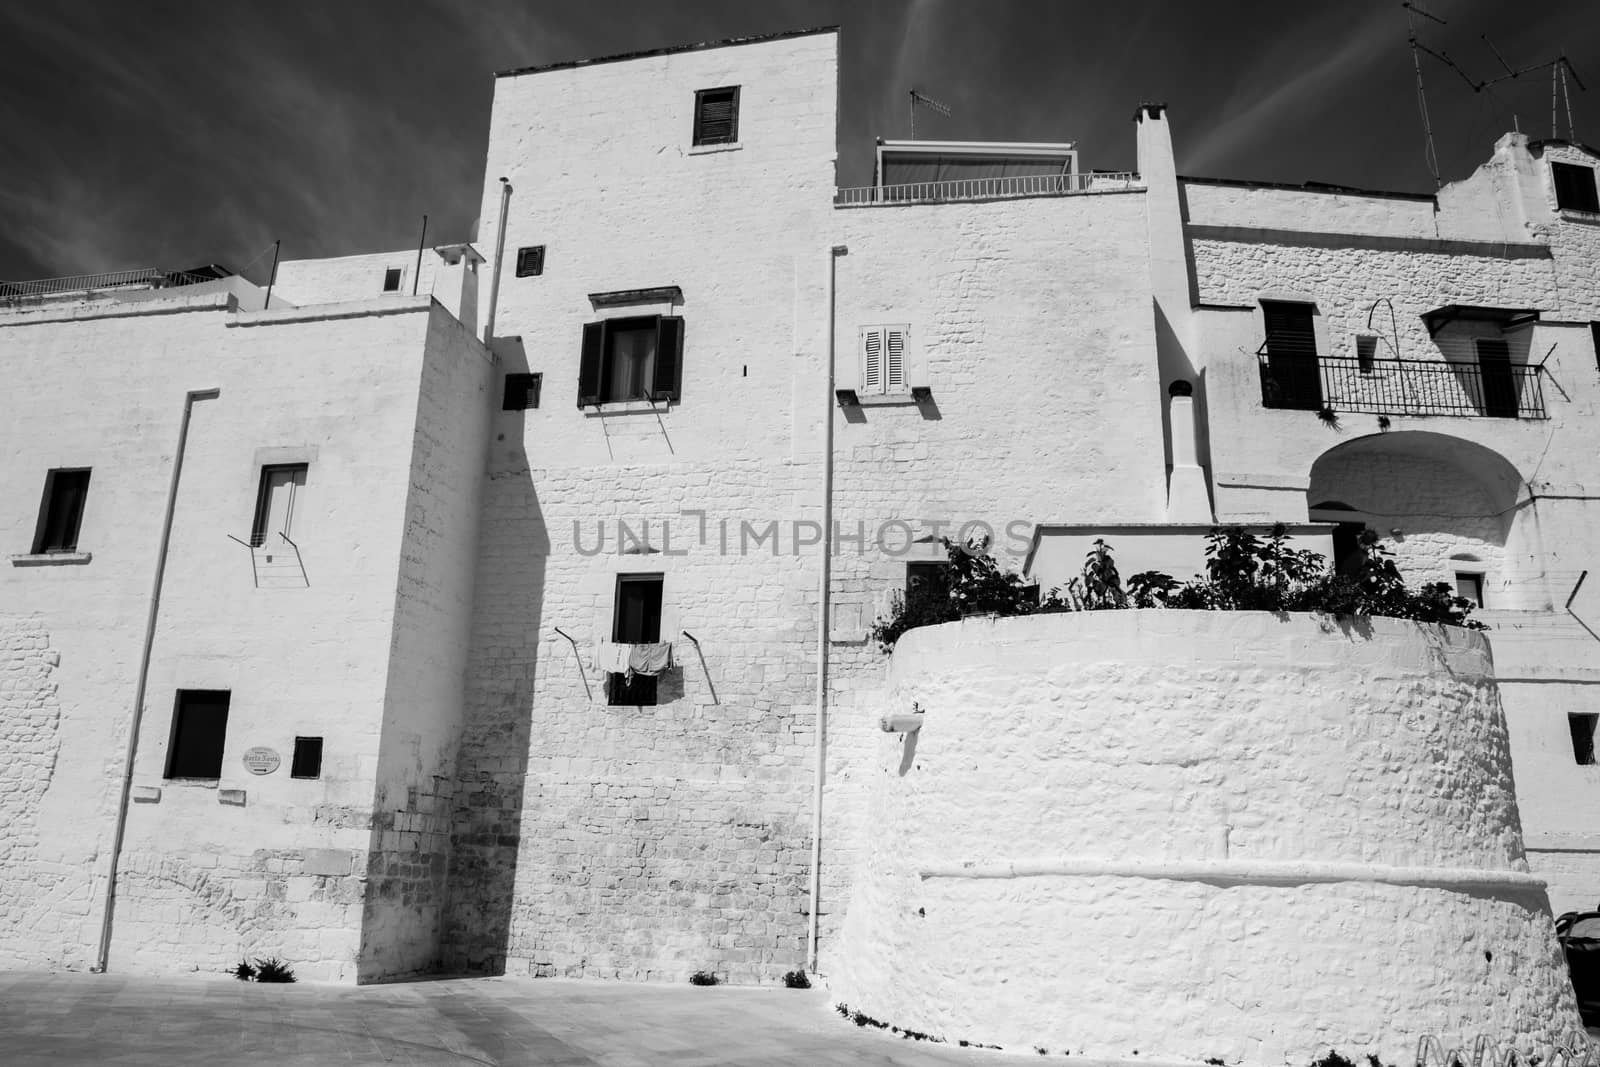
[2,25,1598,1010]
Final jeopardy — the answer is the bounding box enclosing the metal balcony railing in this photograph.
[0,267,223,302]
[835,171,1141,206]
[1256,353,1547,419]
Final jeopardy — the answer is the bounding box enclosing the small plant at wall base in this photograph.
[869,527,1484,652]
[233,957,296,983]
[688,970,718,986]
[783,969,811,989]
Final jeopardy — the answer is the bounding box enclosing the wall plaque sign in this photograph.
[242,747,281,775]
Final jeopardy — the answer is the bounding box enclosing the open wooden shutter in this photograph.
[885,328,906,391]
[862,328,883,393]
[694,87,739,145]
[651,316,684,401]
[578,321,605,407]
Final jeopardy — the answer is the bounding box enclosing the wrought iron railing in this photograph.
[1257,352,1547,419]
[0,267,223,302]
[835,171,1141,206]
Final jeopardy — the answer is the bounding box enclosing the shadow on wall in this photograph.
[442,337,548,975]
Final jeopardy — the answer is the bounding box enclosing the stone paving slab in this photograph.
[0,971,1012,1066]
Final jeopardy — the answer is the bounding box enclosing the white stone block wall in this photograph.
[831,611,1584,1062]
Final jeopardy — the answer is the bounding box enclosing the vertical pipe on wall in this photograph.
[483,178,512,343]
[93,387,221,974]
[809,245,847,973]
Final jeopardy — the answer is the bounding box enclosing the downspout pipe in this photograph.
[809,245,847,973]
[483,178,512,343]
[93,386,220,973]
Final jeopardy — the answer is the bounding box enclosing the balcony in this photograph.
[835,171,1141,207]
[0,266,229,306]
[1256,353,1547,419]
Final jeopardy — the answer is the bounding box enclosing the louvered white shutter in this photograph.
[885,328,906,391]
[862,328,883,393]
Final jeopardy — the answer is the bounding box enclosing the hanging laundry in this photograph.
[628,642,673,677]
[592,641,633,675]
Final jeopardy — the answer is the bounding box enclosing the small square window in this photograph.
[251,464,307,548]
[516,246,545,277]
[1454,572,1484,608]
[503,372,542,410]
[1570,714,1597,766]
[31,468,91,554]
[382,267,403,293]
[906,560,949,603]
[1355,335,1378,374]
[1552,161,1600,214]
[693,86,740,146]
[166,690,231,779]
[290,736,324,779]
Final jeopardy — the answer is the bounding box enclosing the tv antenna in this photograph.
[1402,2,1447,189]
[909,89,951,139]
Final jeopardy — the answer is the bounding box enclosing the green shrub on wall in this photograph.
[869,526,1484,652]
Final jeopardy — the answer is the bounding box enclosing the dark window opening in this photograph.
[290,736,324,779]
[31,468,91,554]
[609,574,663,706]
[906,560,950,606]
[693,86,740,146]
[382,267,403,292]
[250,464,307,548]
[1553,162,1600,214]
[1475,337,1518,418]
[516,246,545,277]
[1260,300,1323,410]
[1454,572,1484,608]
[1570,714,1597,766]
[166,690,231,779]
[577,315,684,406]
[1356,334,1378,373]
[503,372,542,410]
[1591,322,1599,374]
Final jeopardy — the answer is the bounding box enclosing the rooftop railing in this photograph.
[0,267,224,303]
[835,171,1141,207]
[1257,353,1547,419]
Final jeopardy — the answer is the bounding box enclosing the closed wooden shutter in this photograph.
[578,321,605,407]
[650,316,684,401]
[862,328,883,393]
[694,87,740,146]
[885,328,906,390]
[1261,301,1322,409]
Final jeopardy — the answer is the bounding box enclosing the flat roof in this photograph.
[495,25,838,79]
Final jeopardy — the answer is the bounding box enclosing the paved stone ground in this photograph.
[0,971,1007,1066]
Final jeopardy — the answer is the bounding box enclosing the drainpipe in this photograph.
[93,386,220,973]
[809,244,847,973]
[483,177,512,343]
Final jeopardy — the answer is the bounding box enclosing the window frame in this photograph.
[381,267,404,293]
[31,467,92,554]
[250,463,308,548]
[1453,571,1485,608]
[859,325,910,395]
[1259,300,1323,410]
[608,573,664,707]
[577,315,685,407]
[503,372,542,410]
[165,689,232,780]
[1569,713,1597,767]
[515,246,546,277]
[692,86,740,147]
[290,736,324,780]
[1552,161,1600,214]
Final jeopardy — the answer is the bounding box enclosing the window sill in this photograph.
[845,393,921,408]
[163,777,220,789]
[1558,208,1600,224]
[10,551,92,567]
[688,142,742,156]
[582,399,674,416]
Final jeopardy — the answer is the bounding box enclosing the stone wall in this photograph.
[831,610,1584,1062]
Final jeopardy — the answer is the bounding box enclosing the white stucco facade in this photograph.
[2,26,1598,1054]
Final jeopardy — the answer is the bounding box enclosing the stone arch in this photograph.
[1307,431,1533,608]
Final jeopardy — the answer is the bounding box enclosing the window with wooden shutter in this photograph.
[860,325,910,394]
[1552,161,1600,213]
[1260,301,1322,410]
[578,315,686,407]
[651,316,684,401]
[250,464,307,548]
[577,322,605,406]
[693,86,740,146]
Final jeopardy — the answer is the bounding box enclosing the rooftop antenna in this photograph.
[1403,1,1448,190]
[909,89,951,139]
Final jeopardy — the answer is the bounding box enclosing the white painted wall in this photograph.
[832,611,1584,1062]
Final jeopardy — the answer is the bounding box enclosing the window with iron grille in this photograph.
[609,574,663,706]
[31,468,91,554]
[1552,161,1600,214]
[516,246,545,277]
[503,372,542,410]
[693,86,740,146]
[860,325,909,394]
[165,690,231,779]
[577,316,684,406]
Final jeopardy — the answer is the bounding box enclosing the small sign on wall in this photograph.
[242,747,281,775]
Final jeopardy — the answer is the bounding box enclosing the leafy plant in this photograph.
[232,960,256,981]
[688,970,718,986]
[252,957,296,983]
[782,969,810,989]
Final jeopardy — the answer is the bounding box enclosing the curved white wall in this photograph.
[831,611,1583,1063]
